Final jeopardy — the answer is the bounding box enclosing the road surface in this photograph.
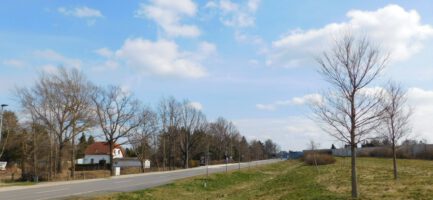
[0,159,281,200]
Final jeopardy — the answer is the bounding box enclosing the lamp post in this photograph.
[0,104,8,144]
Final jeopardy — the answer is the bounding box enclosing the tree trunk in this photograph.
[70,134,76,179]
[21,139,27,180]
[49,137,53,180]
[351,144,358,198]
[32,127,37,178]
[57,143,64,174]
[162,136,166,171]
[140,160,144,173]
[185,133,189,169]
[109,141,114,176]
[392,142,398,180]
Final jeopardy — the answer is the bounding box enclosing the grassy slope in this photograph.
[75,158,433,200]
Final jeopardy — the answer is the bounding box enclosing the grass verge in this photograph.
[72,157,433,199]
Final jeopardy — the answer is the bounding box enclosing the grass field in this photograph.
[75,157,433,200]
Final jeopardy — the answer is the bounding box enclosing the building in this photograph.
[83,142,124,164]
[288,151,304,159]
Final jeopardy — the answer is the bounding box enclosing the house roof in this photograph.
[84,142,124,155]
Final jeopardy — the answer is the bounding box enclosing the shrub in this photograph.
[303,153,336,165]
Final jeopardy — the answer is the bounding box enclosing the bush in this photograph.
[369,148,392,158]
[189,160,199,168]
[303,153,336,165]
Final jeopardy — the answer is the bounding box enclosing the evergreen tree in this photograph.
[87,135,95,145]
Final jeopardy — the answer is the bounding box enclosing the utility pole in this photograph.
[238,141,241,170]
[0,104,8,144]
[205,144,209,188]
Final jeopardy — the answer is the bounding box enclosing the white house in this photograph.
[83,142,124,164]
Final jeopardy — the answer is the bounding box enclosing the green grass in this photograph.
[0,181,35,188]
[73,157,433,200]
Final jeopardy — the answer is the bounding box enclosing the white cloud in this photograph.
[135,0,200,38]
[58,6,103,18]
[34,49,82,69]
[58,6,103,26]
[206,0,261,28]
[234,31,263,45]
[402,88,433,143]
[95,48,114,58]
[115,38,210,78]
[2,59,26,68]
[248,87,433,150]
[234,116,336,150]
[256,93,322,111]
[41,64,59,74]
[268,4,433,68]
[188,101,203,110]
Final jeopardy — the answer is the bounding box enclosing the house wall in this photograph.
[83,147,124,164]
[84,155,110,164]
[332,148,352,157]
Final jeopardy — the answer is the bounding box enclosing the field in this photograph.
[75,157,433,200]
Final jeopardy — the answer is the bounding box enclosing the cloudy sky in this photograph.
[2,1,433,150]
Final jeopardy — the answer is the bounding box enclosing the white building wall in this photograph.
[83,155,110,164]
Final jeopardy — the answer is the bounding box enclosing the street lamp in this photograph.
[0,104,8,144]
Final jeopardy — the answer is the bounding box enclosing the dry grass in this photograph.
[303,154,336,165]
[319,157,433,199]
[70,157,433,199]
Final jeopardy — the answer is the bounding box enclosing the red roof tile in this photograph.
[84,142,124,155]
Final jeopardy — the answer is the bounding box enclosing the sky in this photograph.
[2,0,433,151]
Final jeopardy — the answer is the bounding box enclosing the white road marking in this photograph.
[35,188,68,194]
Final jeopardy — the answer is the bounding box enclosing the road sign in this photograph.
[144,160,151,169]
[0,162,7,170]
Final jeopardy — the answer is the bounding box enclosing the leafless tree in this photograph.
[308,140,320,171]
[92,86,141,176]
[16,67,94,175]
[179,100,207,168]
[128,106,159,172]
[381,81,412,180]
[157,97,181,170]
[208,117,239,161]
[312,34,388,198]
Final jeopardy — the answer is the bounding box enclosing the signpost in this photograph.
[144,160,151,169]
[0,162,7,171]
[0,104,8,170]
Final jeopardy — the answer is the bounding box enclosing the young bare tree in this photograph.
[308,140,320,171]
[16,67,94,175]
[179,100,207,168]
[381,82,412,180]
[313,34,388,198]
[128,106,159,172]
[92,86,141,176]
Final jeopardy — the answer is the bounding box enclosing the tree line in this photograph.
[0,68,278,180]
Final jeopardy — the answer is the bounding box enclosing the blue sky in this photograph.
[2,1,433,150]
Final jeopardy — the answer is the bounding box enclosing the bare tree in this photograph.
[381,81,412,180]
[308,140,320,171]
[92,86,141,176]
[16,67,94,175]
[179,100,207,168]
[128,106,159,172]
[208,117,238,161]
[158,97,181,170]
[313,34,388,198]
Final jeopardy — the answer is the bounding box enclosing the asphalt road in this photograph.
[0,159,281,200]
